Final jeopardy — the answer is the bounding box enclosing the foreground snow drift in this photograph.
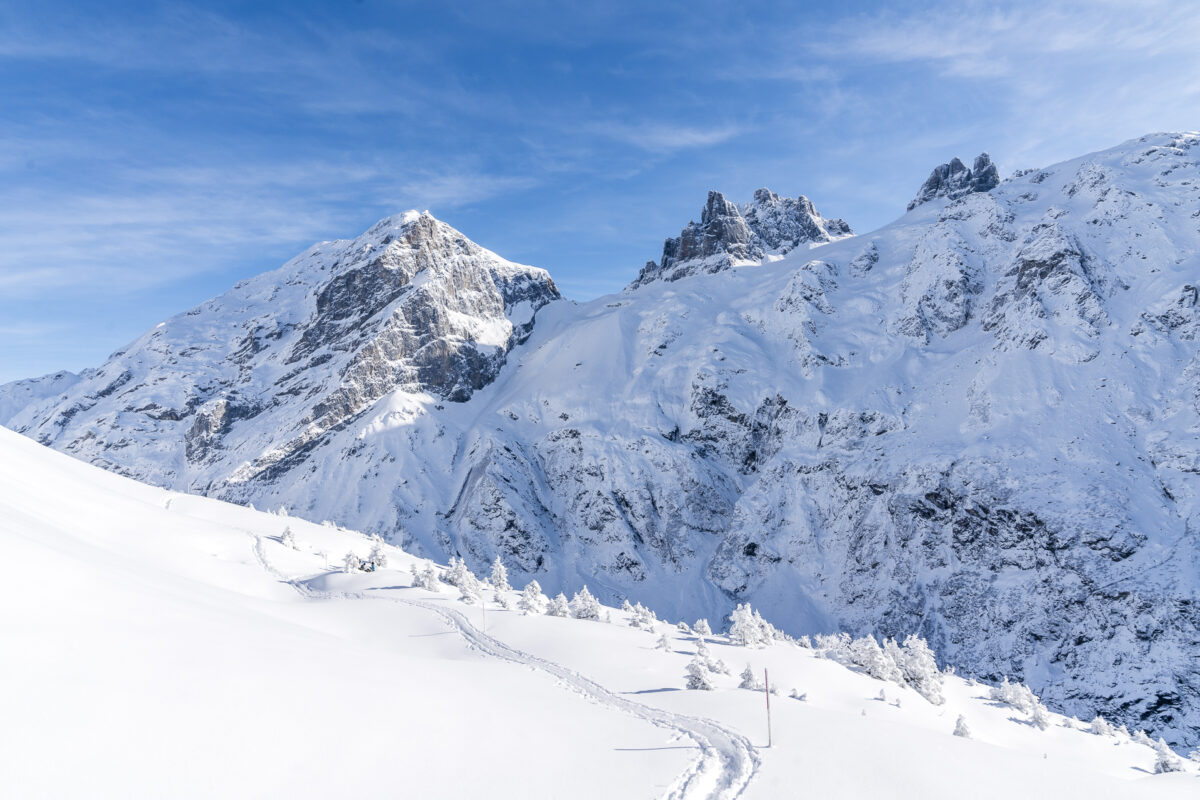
[0,426,1195,798]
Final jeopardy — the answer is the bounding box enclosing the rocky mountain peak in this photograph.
[1,210,560,491]
[629,188,851,289]
[907,152,1001,211]
[700,190,742,224]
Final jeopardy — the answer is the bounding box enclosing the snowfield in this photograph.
[2,426,1195,798]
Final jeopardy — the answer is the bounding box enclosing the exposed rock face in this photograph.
[630,188,852,287]
[908,153,1001,211]
[6,133,1200,749]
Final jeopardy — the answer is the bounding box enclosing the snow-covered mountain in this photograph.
[1,211,559,489]
[2,425,1195,798]
[5,132,1200,749]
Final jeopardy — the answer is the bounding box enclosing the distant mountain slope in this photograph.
[5,132,1200,748]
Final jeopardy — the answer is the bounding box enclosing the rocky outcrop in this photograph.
[908,153,1001,211]
[630,188,851,288]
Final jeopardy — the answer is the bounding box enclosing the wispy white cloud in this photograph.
[587,121,744,153]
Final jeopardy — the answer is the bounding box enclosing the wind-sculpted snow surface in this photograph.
[6,132,1200,748]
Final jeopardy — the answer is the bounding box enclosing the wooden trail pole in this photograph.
[764,668,772,748]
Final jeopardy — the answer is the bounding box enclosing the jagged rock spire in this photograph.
[630,188,852,288]
[907,153,1000,211]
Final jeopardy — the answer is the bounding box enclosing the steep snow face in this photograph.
[629,188,852,287]
[1,211,560,491]
[6,133,1200,749]
[908,153,1001,210]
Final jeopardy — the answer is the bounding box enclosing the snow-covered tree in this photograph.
[685,657,713,690]
[409,563,439,591]
[547,593,570,617]
[518,580,547,615]
[343,552,361,573]
[365,536,387,570]
[676,621,693,634]
[1089,716,1116,737]
[1154,739,1184,773]
[490,556,511,594]
[739,664,763,691]
[1132,729,1153,746]
[990,678,1042,716]
[621,599,634,612]
[441,556,470,588]
[570,585,601,620]
[628,602,657,629]
[790,689,807,701]
[1030,702,1051,730]
[899,635,944,705]
[954,715,971,738]
[877,688,887,702]
[456,570,482,604]
[280,526,296,549]
[728,603,773,648]
[694,618,712,637]
[849,636,902,682]
[656,633,672,652]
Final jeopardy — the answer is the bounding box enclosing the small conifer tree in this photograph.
[490,557,511,594]
[366,537,387,570]
[739,664,763,691]
[547,593,570,617]
[685,657,713,690]
[954,715,971,739]
[518,580,547,614]
[570,586,602,620]
[1154,739,1184,773]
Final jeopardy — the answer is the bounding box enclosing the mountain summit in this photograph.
[907,153,1001,210]
[2,211,559,488]
[629,188,852,288]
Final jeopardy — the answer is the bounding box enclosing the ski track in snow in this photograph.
[249,534,760,800]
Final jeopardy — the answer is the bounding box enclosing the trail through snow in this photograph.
[399,597,760,800]
[252,535,760,800]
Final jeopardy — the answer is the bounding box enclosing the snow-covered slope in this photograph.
[5,132,1200,749]
[1,425,1195,798]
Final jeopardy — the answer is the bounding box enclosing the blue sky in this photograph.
[1,0,1197,382]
